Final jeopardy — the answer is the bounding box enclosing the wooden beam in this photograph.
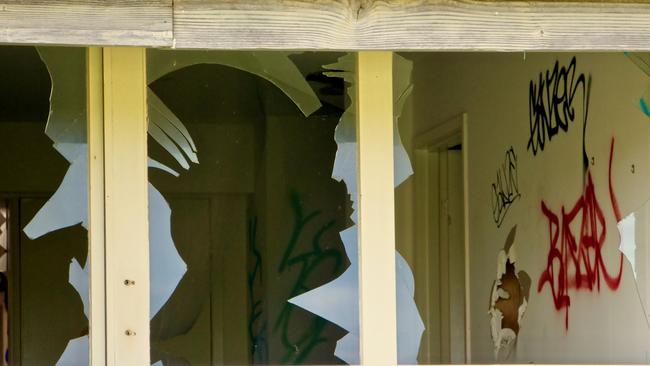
[172,0,650,50]
[3,0,650,50]
[0,1,172,47]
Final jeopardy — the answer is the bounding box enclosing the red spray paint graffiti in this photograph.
[537,138,624,329]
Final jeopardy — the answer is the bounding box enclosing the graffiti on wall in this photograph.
[274,191,344,364]
[625,52,650,117]
[528,57,592,172]
[247,217,268,364]
[537,138,624,329]
[491,147,521,228]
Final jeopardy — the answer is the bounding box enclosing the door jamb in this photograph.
[413,113,470,363]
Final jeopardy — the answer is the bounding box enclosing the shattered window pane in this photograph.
[146,51,360,365]
[0,46,89,366]
[395,51,650,364]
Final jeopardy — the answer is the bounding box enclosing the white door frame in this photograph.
[413,113,470,364]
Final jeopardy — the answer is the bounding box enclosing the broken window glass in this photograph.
[0,45,89,366]
[146,50,360,365]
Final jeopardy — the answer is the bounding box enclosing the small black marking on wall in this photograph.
[491,147,520,228]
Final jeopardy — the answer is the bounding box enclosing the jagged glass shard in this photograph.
[147,50,322,117]
[37,47,87,146]
[148,119,190,170]
[289,226,359,337]
[396,252,425,364]
[25,48,89,239]
[55,336,88,366]
[24,48,89,366]
[393,55,415,187]
[619,213,637,278]
[24,144,87,239]
[149,183,188,318]
[618,200,650,331]
[149,158,179,177]
[289,53,424,365]
[148,89,198,167]
[145,50,324,366]
[69,258,89,318]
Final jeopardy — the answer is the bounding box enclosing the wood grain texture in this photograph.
[0,0,172,46]
[173,0,650,50]
[4,2,650,55]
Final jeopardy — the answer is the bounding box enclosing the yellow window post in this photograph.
[357,51,398,366]
[87,47,107,366]
[102,47,150,366]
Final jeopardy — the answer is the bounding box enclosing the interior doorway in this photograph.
[413,114,468,364]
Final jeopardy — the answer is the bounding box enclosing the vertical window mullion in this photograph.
[356,51,398,366]
[87,47,107,366]
[102,47,150,366]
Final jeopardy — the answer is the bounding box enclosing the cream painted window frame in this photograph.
[87,49,399,366]
[87,47,150,366]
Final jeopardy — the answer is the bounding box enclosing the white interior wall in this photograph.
[406,52,650,363]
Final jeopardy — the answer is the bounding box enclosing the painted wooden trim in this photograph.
[7,198,20,366]
[3,1,650,49]
[87,46,107,366]
[357,51,398,366]
[413,149,436,363]
[437,149,451,364]
[412,113,468,365]
[0,1,172,47]
[103,47,150,366]
[461,114,471,364]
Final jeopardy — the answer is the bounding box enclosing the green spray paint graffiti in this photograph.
[248,217,268,363]
[274,191,344,364]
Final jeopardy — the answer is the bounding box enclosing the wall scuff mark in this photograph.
[488,225,530,360]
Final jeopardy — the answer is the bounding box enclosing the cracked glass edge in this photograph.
[288,53,425,365]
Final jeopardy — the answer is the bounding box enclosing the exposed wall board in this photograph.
[0,1,172,47]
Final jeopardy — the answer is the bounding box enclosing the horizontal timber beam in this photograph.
[0,1,172,47]
[4,1,650,52]
[172,0,650,50]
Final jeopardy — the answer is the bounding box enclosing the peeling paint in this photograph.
[488,225,530,361]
